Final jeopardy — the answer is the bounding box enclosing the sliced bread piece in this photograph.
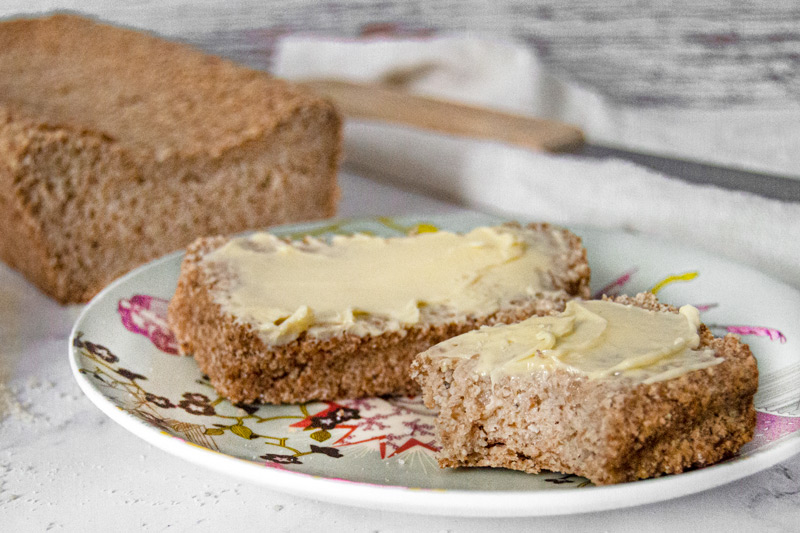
[411,293,758,485]
[168,223,591,403]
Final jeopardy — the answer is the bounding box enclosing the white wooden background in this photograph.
[1,0,798,110]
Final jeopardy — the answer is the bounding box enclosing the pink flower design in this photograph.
[593,268,638,299]
[402,419,435,438]
[118,295,179,355]
[692,303,719,313]
[355,413,391,432]
[724,325,787,343]
[747,412,800,451]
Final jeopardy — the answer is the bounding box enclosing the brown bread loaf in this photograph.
[0,14,341,303]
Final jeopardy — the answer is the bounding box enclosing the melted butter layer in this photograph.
[424,299,722,384]
[203,226,565,345]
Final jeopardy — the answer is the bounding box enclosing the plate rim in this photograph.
[69,215,800,517]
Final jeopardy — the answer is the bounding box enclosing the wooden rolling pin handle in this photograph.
[300,79,585,153]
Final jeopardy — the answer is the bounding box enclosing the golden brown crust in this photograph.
[167,224,591,404]
[517,222,591,298]
[0,14,332,158]
[411,293,758,485]
[0,14,341,303]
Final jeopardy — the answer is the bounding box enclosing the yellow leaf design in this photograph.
[649,271,698,295]
[310,429,331,442]
[204,428,224,436]
[413,223,438,234]
[230,424,253,439]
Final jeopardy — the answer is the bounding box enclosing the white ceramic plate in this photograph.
[70,213,800,517]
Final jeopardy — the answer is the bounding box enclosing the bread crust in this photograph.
[167,223,591,404]
[411,292,759,485]
[0,14,341,303]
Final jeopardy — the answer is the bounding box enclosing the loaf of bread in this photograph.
[411,293,758,485]
[0,14,341,303]
[167,223,591,404]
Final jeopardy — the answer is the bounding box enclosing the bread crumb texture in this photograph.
[167,223,591,404]
[411,293,759,485]
[0,14,341,303]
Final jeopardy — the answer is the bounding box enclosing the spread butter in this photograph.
[423,299,721,384]
[203,226,566,345]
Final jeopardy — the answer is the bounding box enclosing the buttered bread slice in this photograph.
[411,293,758,485]
[167,223,590,404]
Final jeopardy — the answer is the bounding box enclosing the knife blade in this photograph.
[301,79,800,203]
[577,144,800,203]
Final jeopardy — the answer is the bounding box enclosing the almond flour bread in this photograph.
[0,14,341,303]
[167,223,591,404]
[411,293,758,485]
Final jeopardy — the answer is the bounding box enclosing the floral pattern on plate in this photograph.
[69,214,800,515]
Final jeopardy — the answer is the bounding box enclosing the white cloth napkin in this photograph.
[274,35,800,289]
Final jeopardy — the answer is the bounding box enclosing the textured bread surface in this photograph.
[0,14,341,303]
[167,223,591,404]
[411,293,758,485]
